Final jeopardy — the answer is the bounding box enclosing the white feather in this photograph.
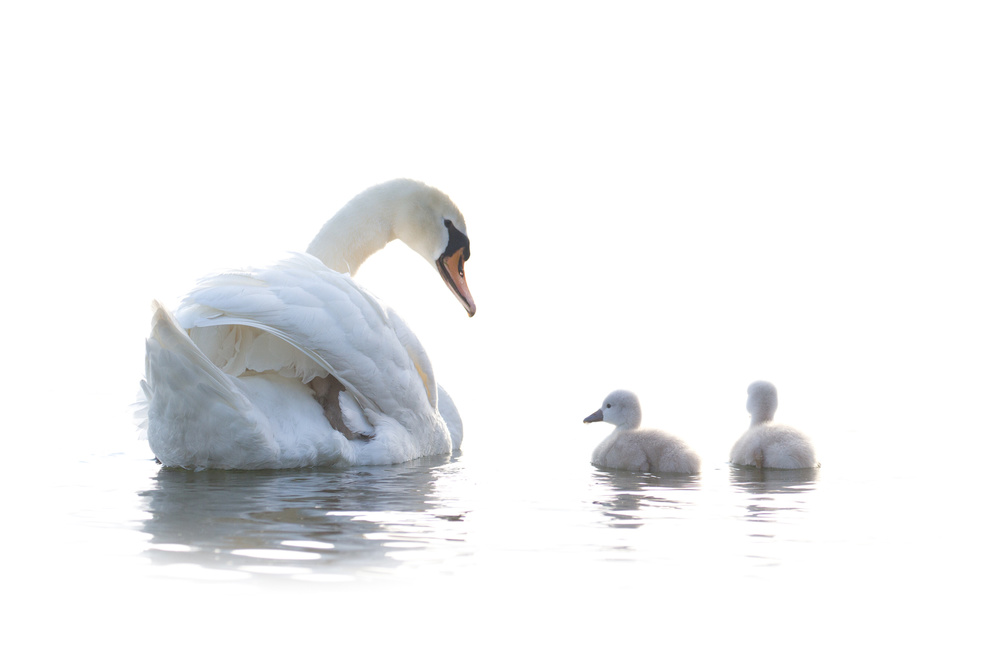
[584,390,701,474]
[729,381,818,469]
[138,180,470,469]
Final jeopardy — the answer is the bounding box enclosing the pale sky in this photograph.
[3,2,998,468]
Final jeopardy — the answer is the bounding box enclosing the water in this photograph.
[13,421,994,665]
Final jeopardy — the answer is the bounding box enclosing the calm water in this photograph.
[13,420,994,665]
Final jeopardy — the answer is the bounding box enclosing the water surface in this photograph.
[15,424,993,665]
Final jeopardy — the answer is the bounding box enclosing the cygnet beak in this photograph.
[583,408,604,424]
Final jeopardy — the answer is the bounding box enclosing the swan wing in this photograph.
[141,302,280,469]
[383,304,466,449]
[384,305,438,409]
[142,301,355,469]
[175,253,434,421]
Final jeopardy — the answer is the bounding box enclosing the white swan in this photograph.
[583,390,701,474]
[730,380,817,469]
[139,179,475,470]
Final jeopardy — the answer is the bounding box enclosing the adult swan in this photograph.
[139,179,475,470]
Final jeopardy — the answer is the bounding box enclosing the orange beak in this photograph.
[437,247,476,317]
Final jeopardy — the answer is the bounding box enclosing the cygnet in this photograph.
[583,390,700,474]
[730,380,817,469]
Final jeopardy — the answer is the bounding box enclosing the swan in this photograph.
[729,380,817,469]
[583,390,701,474]
[138,179,475,470]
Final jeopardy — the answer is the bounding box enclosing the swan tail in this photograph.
[436,384,463,450]
[141,301,279,469]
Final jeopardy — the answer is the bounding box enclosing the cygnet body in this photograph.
[583,390,700,474]
[730,381,817,469]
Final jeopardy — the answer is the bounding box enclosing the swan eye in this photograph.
[441,218,471,261]
[606,403,611,409]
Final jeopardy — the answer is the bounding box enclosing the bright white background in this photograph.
[4,1,997,468]
[2,2,999,662]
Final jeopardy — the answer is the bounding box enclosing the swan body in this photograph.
[730,380,817,469]
[139,179,474,470]
[583,390,701,474]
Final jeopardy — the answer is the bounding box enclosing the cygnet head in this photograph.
[584,390,642,430]
[746,380,778,426]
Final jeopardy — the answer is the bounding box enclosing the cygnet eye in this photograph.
[606,403,611,408]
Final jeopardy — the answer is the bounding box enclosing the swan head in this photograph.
[584,389,642,430]
[746,380,778,425]
[390,180,476,317]
[307,179,476,317]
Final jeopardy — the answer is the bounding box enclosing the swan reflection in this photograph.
[729,465,818,525]
[591,468,700,529]
[138,454,467,582]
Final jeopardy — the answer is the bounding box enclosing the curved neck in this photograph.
[306,217,393,276]
[305,184,407,275]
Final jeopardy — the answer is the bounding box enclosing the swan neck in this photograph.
[305,191,398,275]
[750,414,773,427]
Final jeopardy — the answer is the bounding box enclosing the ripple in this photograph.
[231,549,322,561]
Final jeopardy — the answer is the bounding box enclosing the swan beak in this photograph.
[583,409,604,424]
[437,248,476,317]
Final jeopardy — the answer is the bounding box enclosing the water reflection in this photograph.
[591,468,700,529]
[727,464,819,572]
[138,454,468,582]
[729,465,819,493]
[729,465,818,524]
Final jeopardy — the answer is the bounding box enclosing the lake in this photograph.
[13,416,993,665]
